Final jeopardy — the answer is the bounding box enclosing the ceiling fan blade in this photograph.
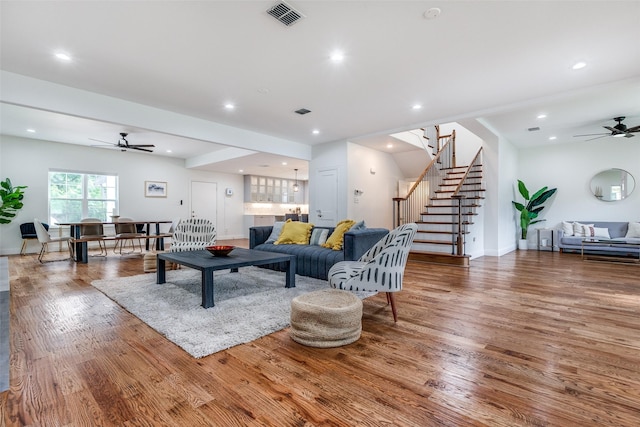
[602,126,621,133]
[573,133,608,137]
[89,137,115,145]
[130,146,154,152]
[625,125,640,133]
[128,144,155,148]
[584,135,608,141]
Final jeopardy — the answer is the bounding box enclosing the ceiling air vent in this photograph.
[528,127,540,132]
[295,108,311,115]
[267,1,305,26]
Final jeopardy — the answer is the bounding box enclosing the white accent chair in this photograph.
[169,218,216,252]
[34,218,73,263]
[327,223,418,322]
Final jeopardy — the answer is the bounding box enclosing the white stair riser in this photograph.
[412,242,454,253]
[417,233,454,242]
[418,223,457,232]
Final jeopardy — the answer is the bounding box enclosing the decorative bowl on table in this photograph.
[206,245,235,257]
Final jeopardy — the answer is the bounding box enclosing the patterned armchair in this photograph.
[169,218,216,252]
[327,223,418,322]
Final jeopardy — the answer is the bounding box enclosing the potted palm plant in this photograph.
[512,180,557,250]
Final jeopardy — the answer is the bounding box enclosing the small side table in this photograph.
[537,228,555,252]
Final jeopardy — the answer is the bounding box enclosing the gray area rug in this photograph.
[92,267,373,358]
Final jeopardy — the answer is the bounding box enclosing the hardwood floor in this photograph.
[1,243,639,426]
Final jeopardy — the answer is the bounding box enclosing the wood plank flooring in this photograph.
[1,243,639,426]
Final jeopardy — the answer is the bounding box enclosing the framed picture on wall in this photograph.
[145,181,167,198]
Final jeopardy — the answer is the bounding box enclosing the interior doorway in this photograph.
[191,181,217,229]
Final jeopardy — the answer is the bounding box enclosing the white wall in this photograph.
[0,135,245,255]
[516,139,640,232]
[346,142,403,229]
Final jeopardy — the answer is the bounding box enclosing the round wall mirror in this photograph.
[590,168,635,202]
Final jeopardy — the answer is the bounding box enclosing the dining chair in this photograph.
[80,218,107,256]
[327,223,417,322]
[113,217,143,254]
[20,221,49,255]
[33,218,73,263]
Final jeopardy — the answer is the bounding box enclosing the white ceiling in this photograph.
[1,1,639,179]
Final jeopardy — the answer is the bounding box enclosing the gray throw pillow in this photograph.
[351,220,366,231]
[265,221,285,244]
[309,228,329,246]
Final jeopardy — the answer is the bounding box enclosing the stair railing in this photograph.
[450,147,484,256]
[393,133,456,227]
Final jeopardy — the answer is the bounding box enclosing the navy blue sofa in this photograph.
[249,225,389,280]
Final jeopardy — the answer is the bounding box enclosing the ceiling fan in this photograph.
[574,117,640,141]
[90,132,155,152]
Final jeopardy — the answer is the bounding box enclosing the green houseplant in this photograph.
[512,180,557,247]
[0,178,28,224]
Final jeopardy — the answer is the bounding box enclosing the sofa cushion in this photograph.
[322,219,356,250]
[625,222,640,238]
[274,220,314,245]
[254,242,346,280]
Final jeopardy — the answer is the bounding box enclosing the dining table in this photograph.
[58,220,173,263]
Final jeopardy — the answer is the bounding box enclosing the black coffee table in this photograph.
[156,248,296,308]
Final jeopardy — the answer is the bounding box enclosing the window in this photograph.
[49,171,118,224]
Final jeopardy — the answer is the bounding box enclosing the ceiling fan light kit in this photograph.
[574,116,639,141]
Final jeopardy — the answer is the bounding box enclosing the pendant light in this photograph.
[293,168,299,192]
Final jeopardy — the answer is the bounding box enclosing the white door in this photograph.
[191,181,217,227]
[315,168,337,227]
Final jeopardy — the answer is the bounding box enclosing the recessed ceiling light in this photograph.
[54,52,72,61]
[224,103,235,110]
[572,61,587,70]
[412,104,422,110]
[239,169,244,173]
[166,149,172,153]
[387,143,394,149]
[330,51,344,62]
[312,129,320,135]
[26,128,36,133]
[549,136,557,140]
[537,114,547,119]
[282,162,287,166]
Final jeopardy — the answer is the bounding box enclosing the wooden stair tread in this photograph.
[415,230,470,235]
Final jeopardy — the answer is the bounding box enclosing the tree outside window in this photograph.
[49,171,118,224]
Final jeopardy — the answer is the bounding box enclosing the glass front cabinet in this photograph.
[245,175,299,203]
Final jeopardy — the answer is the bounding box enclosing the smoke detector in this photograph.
[267,1,305,26]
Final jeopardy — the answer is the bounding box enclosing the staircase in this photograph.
[393,128,484,267]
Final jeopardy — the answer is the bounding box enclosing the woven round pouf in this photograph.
[290,289,363,348]
[143,251,177,273]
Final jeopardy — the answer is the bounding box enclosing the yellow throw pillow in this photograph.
[322,219,356,250]
[274,220,314,245]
